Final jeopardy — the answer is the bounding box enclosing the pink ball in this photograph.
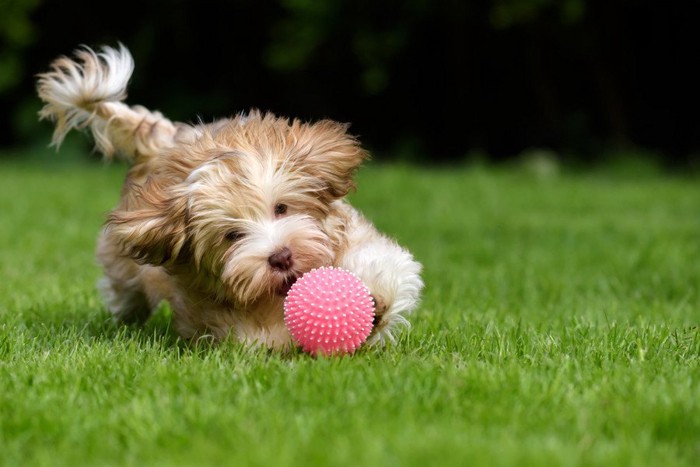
[284,267,375,355]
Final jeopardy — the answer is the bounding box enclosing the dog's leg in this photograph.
[335,208,423,346]
[95,229,154,324]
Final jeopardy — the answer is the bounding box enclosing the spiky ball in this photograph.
[284,267,375,355]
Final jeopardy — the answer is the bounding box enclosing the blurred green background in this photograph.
[1,0,698,169]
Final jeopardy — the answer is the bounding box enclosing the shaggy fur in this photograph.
[37,44,423,349]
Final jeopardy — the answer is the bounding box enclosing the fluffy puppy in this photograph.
[36,44,423,349]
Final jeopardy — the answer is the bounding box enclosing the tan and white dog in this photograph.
[37,45,423,349]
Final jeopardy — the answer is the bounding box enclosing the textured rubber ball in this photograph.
[284,267,375,355]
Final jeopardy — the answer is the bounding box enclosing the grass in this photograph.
[1,152,699,466]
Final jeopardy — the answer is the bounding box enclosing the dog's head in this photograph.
[108,111,367,303]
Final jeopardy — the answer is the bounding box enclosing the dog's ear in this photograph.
[106,182,189,265]
[292,120,369,201]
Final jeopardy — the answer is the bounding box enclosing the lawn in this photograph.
[0,154,698,466]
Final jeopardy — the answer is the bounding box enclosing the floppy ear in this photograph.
[106,185,189,265]
[293,120,369,201]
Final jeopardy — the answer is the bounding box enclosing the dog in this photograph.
[36,44,423,349]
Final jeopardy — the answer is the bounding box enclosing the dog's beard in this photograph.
[219,215,334,304]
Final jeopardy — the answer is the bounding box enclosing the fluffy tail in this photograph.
[37,44,181,162]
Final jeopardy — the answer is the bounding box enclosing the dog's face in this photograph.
[108,112,367,304]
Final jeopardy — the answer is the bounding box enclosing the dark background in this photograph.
[1,0,698,168]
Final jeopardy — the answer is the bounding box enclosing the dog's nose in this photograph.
[268,247,294,271]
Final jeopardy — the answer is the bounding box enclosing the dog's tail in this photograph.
[37,44,182,163]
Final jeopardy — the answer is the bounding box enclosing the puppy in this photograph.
[36,45,423,349]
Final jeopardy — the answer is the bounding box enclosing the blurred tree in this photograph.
[489,0,585,28]
[1,0,698,168]
[0,0,41,94]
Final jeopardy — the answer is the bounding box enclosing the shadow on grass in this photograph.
[7,298,372,361]
[9,299,183,349]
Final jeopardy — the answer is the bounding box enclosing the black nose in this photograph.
[268,247,294,271]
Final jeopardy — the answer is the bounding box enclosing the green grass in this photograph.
[1,155,699,466]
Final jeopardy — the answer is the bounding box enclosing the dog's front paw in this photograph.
[370,294,388,325]
[338,241,423,346]
[361,255,423,347]
[368,293,401,346]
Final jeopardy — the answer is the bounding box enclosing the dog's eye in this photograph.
[225,230,244,242]
[274,203,288,216]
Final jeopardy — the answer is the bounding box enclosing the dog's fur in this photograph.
[36,44,423,349]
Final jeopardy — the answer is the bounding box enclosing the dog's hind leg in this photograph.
[95,228,154,324]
